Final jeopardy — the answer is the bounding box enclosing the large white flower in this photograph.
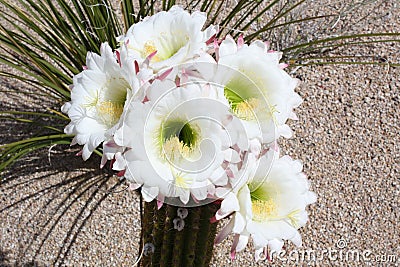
[215,149,316,258]
[118,5,216,71]
[215,36,302,146]
[62,43,132,161]
[114,75,234,204]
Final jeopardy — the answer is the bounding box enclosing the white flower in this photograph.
[215,150,316,257]
[213,152,262,257]
[114,75,233,204]
[118,44,154,101]
[118,5,216,71]
[62,42,132,161]
[216,36,302,145]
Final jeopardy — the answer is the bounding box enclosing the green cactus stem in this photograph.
[140,201,220,267]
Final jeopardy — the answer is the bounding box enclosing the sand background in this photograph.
[1,0,399,266]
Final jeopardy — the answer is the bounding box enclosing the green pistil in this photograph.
[160,119,197,148]
[224,81,260,120]
[224,86,245,110]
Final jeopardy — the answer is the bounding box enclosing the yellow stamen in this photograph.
[252,199,277,222]
[142,41,161,62]
[287,209,301,228]
[96,101,124,126]
[234,98,260,120]
[269,104,279,125]
[175,174,192,189]
[82,92,99,109]
[162,136,194,162]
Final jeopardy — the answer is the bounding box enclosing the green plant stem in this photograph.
[152,203,166,263]
[140,201,220,267]
[182,207,201,266]
[160,205,176,267]
[193,203,219,266]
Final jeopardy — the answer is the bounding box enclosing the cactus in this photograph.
[140,201,220,267]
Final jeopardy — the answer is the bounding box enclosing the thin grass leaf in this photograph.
[0,137,73,172]
[205,0,225,27]
[0,0,125,104]
[0,111,68,120]
[164,0,176,10]
[0,89,53,99]
[1,0,85,72]
[228,1,266,36]
[292,61,399,67]
[216,0,252,37]
[0,134,73,149]
[136,0,157,21]
[283,33,400,56]
[0,69,64,100]
[0,116,64,133]
[241,15,336,39]
[287,54,394,67]
[0,0,126,174]
[244,0,306,42]
[121,0,136,31]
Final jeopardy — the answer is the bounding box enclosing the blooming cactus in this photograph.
[62,5,316,261]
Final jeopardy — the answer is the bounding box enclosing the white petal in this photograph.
[236,234,249,252]
[81,144,92,161]
[232,213,246,234]
[61,102,71,113]
[179,190,191,204]
[142,186,159,202]
[219,35,237,58]
[307,191,317,204]
[112,152,126,170]
[209,166,228,186]
[216,193,240,220]
[191,181,208,201]
[223,149,241,163]
[250,40,267,50]
[75,117,105,134]
[215,187,231,198]
[268,239,284,252]
[249,139,261,155]
[291,231,302,247]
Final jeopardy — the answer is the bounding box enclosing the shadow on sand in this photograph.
[1,81,133,265]
[0,145,132,266]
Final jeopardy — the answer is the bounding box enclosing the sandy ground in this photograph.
[1,0,399,266]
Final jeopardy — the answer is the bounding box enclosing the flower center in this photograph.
[96,77,128,127]
[142,41,162,62]
[251,199,277,222]
[249,181,280,222]
[224,85,259,121]
[233,98,260,120]
[141,32,188,63]
[96,101,124,127]
[160,119,199,161]
[163,136,194,161]
[162,120,197,147]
